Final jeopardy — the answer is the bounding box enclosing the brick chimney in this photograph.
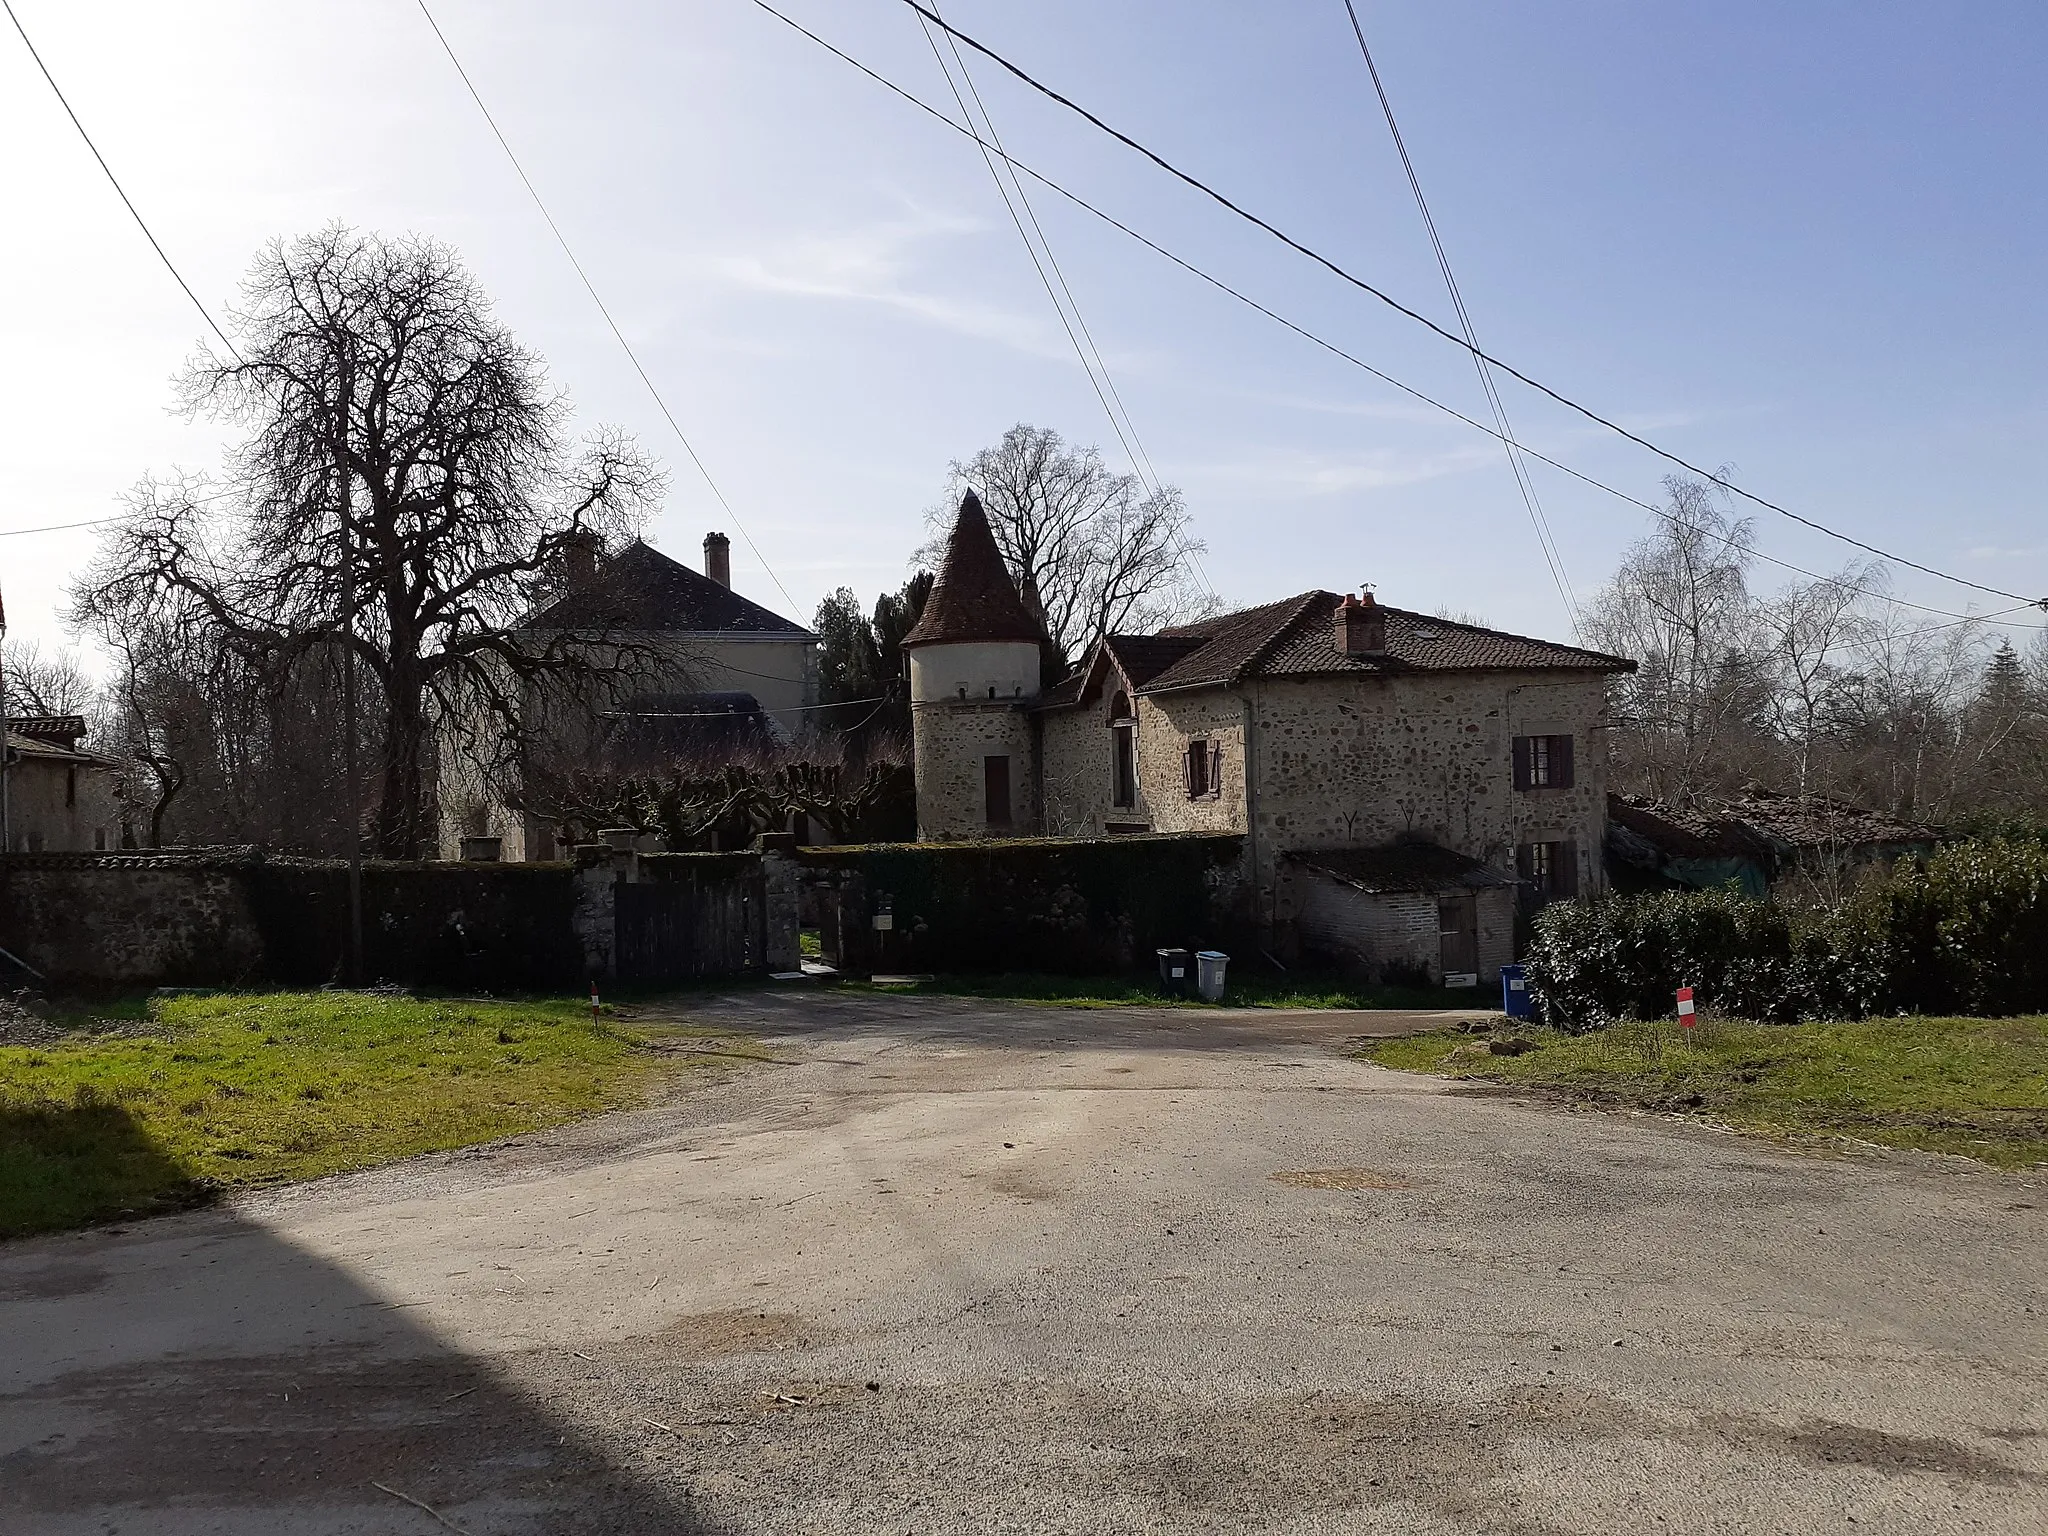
[562,530,601,590]
[1335,590,1387,657]
[703,531,731,588]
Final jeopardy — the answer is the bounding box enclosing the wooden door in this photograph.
[1437,895,1479,980]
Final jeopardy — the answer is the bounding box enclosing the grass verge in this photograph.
[838,969,1481,1011]
[1,991,753,1238]
[1359,1014,2048,1168]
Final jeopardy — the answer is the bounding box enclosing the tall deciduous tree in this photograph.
[72,226,662,856]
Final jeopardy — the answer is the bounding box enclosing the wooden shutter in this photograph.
[984,755,1012,826]
[1180,743,1194,796]
[1553,734,1575,790]
[1512,736,1532,792]
[1208,742,1223,799]
[1557,840,1580,897]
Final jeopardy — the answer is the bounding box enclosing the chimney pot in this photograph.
[1336,591,1388,657]
[703,531,731,588]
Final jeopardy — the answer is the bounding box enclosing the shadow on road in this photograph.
[1,1104,726,1534]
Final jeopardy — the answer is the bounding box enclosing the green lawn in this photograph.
[842,969,1475,1011]
[1359,1015,2048,1168]
[0,992,752,1238]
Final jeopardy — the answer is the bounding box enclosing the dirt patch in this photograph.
[656,1309,815,1359]
[1269,1168,1414,1191]
[1761,1417,2025,1484]
[0,1262,110,1301]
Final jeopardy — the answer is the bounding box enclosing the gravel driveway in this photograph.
[2,990,2043,1534]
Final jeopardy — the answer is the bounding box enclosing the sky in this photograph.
[3,0,2046,667]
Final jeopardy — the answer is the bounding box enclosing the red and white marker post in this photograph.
[590,980,601,1025]
[1676,986,1696,1029]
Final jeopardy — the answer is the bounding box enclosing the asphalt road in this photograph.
[2,990,2043,1535]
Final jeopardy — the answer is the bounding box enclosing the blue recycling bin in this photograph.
[1501,963,1532,1019]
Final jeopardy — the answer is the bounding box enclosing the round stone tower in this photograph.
[901,491,1044,839]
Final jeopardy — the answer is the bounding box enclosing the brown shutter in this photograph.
[1512,736,1531,791]
[1181,743,1193,796]
[1554,734,1575,789]
[1558,840,1580,897]
[1209,742,1223,799]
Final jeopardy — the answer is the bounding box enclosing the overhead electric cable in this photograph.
[925,3,1161,497]
[889,0,2046,612]
[1337,0,1577,636]
[2,0,241,362]
[414,0,799,615]
[915,2,1215,599]
[743,1,2044,629]
[0,515,122,538]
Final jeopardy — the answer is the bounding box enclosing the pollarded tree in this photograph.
[71,226,663,857]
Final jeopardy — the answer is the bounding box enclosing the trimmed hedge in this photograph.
[1527,837,2048,1024]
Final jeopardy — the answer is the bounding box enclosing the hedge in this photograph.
[1526,837,2048,1025]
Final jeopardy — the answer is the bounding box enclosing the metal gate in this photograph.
[614,870,765,983]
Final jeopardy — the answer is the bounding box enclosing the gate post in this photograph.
[754,833,801,974]
[572,843,620,982]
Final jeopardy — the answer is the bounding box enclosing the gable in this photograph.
[522,540,812,637]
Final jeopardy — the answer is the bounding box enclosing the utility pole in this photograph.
[336,419,364,986]
[0,580,11,858]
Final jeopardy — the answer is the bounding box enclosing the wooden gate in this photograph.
[615,868,765,983]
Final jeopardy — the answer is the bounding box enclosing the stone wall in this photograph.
[0,845,783,990]
[4,755,125,854]
[1247,672,1609,897]
[0,854,267,985]
[1294,874,1515,986]
[911,700,1037,840]
[800,832,1246,975]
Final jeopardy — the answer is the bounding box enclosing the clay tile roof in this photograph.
[1136,591,1632,693]
[1289,842,1522,895]
[902,492,1045,649]
[523,540,812,636]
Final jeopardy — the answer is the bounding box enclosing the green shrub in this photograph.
[1526,837,2048,1026]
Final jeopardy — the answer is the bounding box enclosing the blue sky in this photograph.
[3,0,2044,660]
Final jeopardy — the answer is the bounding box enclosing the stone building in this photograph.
[437,532,818,861]
[905,493,1634,984]
[3,715,127,853]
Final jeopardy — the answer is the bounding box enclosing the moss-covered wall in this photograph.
[798,832,1246,975]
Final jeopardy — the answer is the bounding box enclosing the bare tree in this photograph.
[71,227,663,857]
[0,639,97,716]
[1583,474,1765,798]
[1758,560,1882,792]
[930,424,1210,673]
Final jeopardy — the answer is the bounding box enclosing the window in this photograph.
[1183,738,1222,800]
[66,766,77,808]
[1512,734,1575,791]
[983,754,1013,826]
[1112,725,1137,808]
[1517,840,1579,900]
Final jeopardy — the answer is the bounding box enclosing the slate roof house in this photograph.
[437,532,817,860]
[905,493,1635,985]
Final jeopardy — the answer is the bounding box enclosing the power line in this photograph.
[744,1,2043,630]
[0,515,122,538]
[413,0,801,617]
[891,0,2047,613]
[1337,0,1578,638]
[912,3,1216,599]
[2,0,241,362]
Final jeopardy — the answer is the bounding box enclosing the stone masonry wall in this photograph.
[912,700,1037,840]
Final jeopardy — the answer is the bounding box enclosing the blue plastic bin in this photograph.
[1501,964,1532,1019]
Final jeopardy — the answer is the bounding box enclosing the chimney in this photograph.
[562,530,601,590]
[1335,590,1387,657]
[703,531,731,588]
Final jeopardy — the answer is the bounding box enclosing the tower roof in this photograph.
[902,491,1044,649]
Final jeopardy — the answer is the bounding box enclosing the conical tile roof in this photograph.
[902,491,1044,648]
